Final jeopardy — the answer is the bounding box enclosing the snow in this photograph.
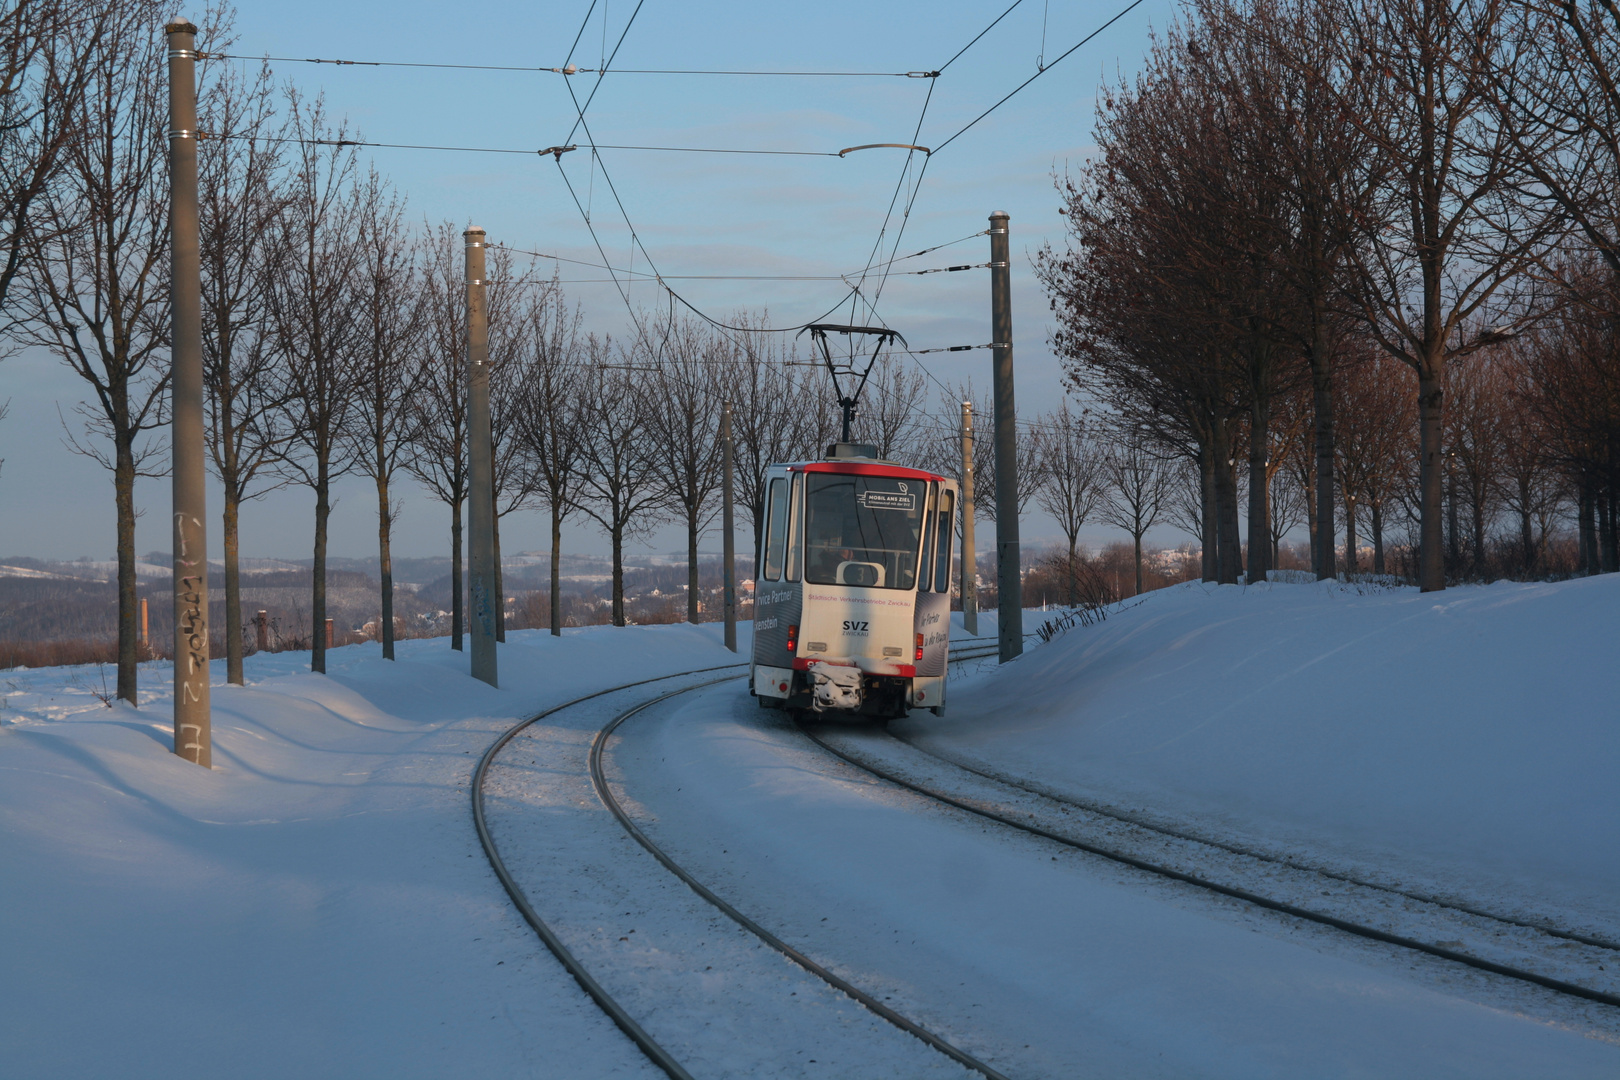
[2,580,1617,1077]
[905,575,1620,938]
[613,683,1620,1077]
[0,625,740,1079]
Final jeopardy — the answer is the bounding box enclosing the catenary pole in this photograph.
[990,211,1022,662]
[167,21,210,766]
[722,400,738,652]
[960,400,978,635]
[466,227,498,687]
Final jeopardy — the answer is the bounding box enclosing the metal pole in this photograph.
[989,211,1022,662]
[465,227,498,687]
[722,400,738,652]
[960,400,978,636]
[167,21,210,766]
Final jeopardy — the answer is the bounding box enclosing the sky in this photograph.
[0,0,1184,565]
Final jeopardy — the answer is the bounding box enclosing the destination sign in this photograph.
[857,490,916,511]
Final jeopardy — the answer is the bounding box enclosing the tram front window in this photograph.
[804,473,925,590]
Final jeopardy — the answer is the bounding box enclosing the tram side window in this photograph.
[762,477,789,581]
[785,473,803,582]
[917,484,936,592]
[933,490,955,593]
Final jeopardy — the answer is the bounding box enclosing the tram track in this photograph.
[473,635,1010,1080]
[882,728,1620,953]
[473,625,1613,1080]
[797,719,1620,1013]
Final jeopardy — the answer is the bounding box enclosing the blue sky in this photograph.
[1,0,1179,564]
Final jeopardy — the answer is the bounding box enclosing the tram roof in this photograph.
[785,460,948,483]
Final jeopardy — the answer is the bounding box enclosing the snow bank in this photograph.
[904,575,1620,926]
[0,624,742,1079]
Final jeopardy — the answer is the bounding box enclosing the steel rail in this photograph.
[590,675,1013,1080]
[884,732,1620,954]
[797,724,1620,1010]
[473,636,1003,1079]
[473,663,748,1080]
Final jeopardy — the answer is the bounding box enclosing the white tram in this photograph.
[750,441,959,719]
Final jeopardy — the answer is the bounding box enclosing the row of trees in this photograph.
[1040,0,1620,590]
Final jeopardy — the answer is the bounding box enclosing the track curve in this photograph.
[797,721,1620,1011]
[473,636,1007,1080]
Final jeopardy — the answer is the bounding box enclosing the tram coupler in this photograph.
[807,661,863,712]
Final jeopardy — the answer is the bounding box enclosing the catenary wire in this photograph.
[931,0,1149,156]
[204,132,840,157]
[208,52,923,76]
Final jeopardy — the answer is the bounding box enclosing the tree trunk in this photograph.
[1303,447,1318,572]
[1247,395,1271,581]
[1133,532,1144,596]
[312,465,330,674]
[1199,447,1218,583]
[687,505,701,624]
[1518,476,1535,575]
[1446,459,1461,576]
[1067,533,1080,606]
[1371,499,1386,574]
[1345,497,1359,574]
[1213,424,1241,584]
[377,473,395,660]
[451,499,464,651]
[1578,478,1598,574]
[611,523,626,627]
[1418,364,1446,592]
[224,485,244,683]
[1602,486,1619,573]
[1310,338,1336,580]
[115,438,138,703]
[550,506,563,636]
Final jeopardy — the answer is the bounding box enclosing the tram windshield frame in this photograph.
[802,472,927,590]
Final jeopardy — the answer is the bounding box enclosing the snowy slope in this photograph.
[902,575,1620,932]
[0,625,743,1079]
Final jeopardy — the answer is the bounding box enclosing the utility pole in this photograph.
[960,400,978,636]
[167,21,210,766]
[721,400,738,652]
[465,227,498,687]
[990,211,1022,662]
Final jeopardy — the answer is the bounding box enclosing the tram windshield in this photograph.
[803,473,925,590]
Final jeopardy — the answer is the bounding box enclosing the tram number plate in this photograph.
[857,490,916,511]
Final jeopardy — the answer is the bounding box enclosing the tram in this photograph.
[749,323,958,719]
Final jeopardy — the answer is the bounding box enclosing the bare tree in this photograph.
[726,319,819,554]
[0,0,111,323]
[349,167,419,660]
[1340,0,1560,591]
[958,385,1047,523]
[645,315,723,624]
[1099,427,1172,594]
[852,351,929,462]
[269,92,362,674]
[408,221,471,650]
[1489,0,1620,277]
[15,0,170,702]
[1034,401,1109,600]
[513,279,585,636]
[576,345,665,626]
[199,50,290,683]
[485,246,540,641]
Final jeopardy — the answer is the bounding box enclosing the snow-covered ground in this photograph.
[0,625,743,1078]
[2,579,1617,1077]
[904,575,1620,936]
